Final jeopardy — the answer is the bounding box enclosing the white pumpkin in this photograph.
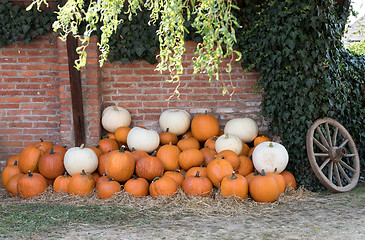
[159,109,191,136]
[252,141,289,174]
[215,133,243,155]
[64,144,98,176]
[127,127,160,153]
[101,106,132,133]
[224,118,258,143]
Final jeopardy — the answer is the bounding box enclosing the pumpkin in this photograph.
[68,170,96,196]
[224,118,258,143]
[97,178,122,199]
[254,134,271,147]
[185,167,208,178]
[181,130,193,139]
[216,150,240,170]
[38,147,66,180]
[163,170,184,187]
[106,132,116,139]
[215,133,243,155]
[96,174,109,188]
[18,145,44,173]
[252,141,289,174]
[206,158,233,188]
[114,126,131,144]
[156,143,181,171]
[5,173,24,197]
[124,176,150,197]
[220,172,248,199]
[105,146,135,182]
[159,128,178,145]
[280,170,296,189]
[6,155,20,166]
[177,137,200,151]
[191,113,220,142]
[236,155,254,177]
[127,127,160,153]
[92,172,101,183]
[178,149,204,171]
[101,106,131,133]
[204,136,218,150]
[17,171,48,199]
[159,109,191,136]
[64,144,98,176]
[53,172,71,193]
[245,170,259,185]
[200,147,217,167]
[240,142,250,157]
[97,151,111,175]
[149,176,178,197]
[87,145,104,159]
[131,147,149,163]
[45,145,68,156]
[1,161,21,189]
[248,169,280,202]
[33,138,53,153]
[97,137,119,153]
[267,171,286,194]
[135,152,164,182]
[182,171,213,197]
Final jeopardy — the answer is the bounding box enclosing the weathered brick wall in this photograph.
[0,31,262,169]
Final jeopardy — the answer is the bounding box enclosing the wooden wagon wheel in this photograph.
[306,118,360,192]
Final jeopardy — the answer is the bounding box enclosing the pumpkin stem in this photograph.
[212,136,217,141]
[231,171,238,180]
[40,138,44,142]
[194,171,200,178]
[253,169,259,176]
[50,147,54,154]
[151,151,157,157]
[35,144,42,149]
[112,106,118,111]
[268,142,274,148]
[63,145,67,148]
[27,171,33,177]
[131,147,136,152]
[274,168,278,174]
[166,128,169,132]
[81,170,86,175]
[152,177,160,182]
[132,175,138,180]
[13,160,18,166]
[96,145,100,149]
[261,169,266,176]
[80,144,85,149]
[120,145,126,153]
[172,169,181,173]
[63,172,68,177]
[108,178,114,182]
[225,133,229,139]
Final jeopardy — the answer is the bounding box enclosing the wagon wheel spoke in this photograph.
[325,122,333,147]
[328,161,333,183]
[333,163,342,187]
[314,153,329,157]
[313,137,328,152]
[319,158,331,171]
[339,160,356,173]
[332,127,338,147]
[344,153,356,158]
[337,163,351,184]
[316,126,330,149]
[338,138,349,149]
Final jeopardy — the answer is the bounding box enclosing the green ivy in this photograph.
[346,40,365,55]
[236,0,365,191]
[0,0,56,47]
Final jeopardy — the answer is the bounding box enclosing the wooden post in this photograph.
[66,34,86,146]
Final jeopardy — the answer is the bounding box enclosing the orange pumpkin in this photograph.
[267,171,286,194]
[236,155,254,176]
[124,176,149,197]
[92,172,101,183]
[18,145,44,173]
[240,142,250,157]
[68,170,95,196]
[159,128,178,145]
[163,170,185,187]
[6,155,20,166]
[53,172,71,193]
[220,172,248,198]
[33,138,53,153]
[185,167,208,178]
[191,113,220,142]
[96,174,109,188]
[5,173,25,197]
[216,150,240,170]
[1,161,21,189]
[206,158,233,188]
[131,147,149,163]
[156,143,181,171]
[248,169,279,202]
[178,148,204,171]
[280,170,296,189]
[114,126,131,144]
[87,145,104,159]
[254,134,271,147]
[149,176,178,197]
[177,137,200,151]
[105,146,135,182]
[204,136,218,150]
[97,178,122,199]
[38,147,65,180]
[17,171,48,199]
[135,152,164,182]
[182,171,213,197]
[200,147,217,167]
[97,137,119,153]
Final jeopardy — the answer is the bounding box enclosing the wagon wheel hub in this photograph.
[328,147,347,163]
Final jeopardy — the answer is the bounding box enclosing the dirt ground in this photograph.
[1,182,364,240]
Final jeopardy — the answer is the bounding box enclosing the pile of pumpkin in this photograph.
[1,107,296,202]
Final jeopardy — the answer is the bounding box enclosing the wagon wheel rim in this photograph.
[306,117,360,192]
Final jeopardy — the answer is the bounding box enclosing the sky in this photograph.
[348,0,365,24]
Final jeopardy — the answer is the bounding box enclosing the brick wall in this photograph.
[0,11,262,169]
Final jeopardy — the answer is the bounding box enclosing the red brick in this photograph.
[26,64,52,71]
[21,71,37,77]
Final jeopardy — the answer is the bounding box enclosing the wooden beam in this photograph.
[66,34,86,146]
